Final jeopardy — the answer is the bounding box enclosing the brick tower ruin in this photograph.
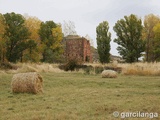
[63,35,92,62]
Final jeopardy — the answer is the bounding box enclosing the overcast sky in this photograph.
[0,0,160,56]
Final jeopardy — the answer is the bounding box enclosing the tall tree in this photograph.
[24,15,42,62]
[0,13,6,62]
[143,14,160,62]
[3,12,30,62]
[153,23,160,61]
[39,21,63,63]
[113,14,145,63]
[51,25,64,62]
[96,21,111,64]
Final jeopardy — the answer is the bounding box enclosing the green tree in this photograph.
[23,40,37,62]
[3,12,30,62]
[96,21,111,64]
[51,25,64,62]
[39,21,63,63]
[113,14,145,63]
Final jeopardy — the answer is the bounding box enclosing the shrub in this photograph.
[61,59,80,71]
[95,66,104,74]
[104,66,122,73]
[0,62,17,70]
[58,64,66,70]
[84,65,94,74]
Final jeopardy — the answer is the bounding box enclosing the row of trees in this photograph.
[1,12,160,64]
[0,12,69,63]
[96,14,160,63]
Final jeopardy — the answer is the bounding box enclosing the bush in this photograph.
[84,65,94,74]
[95,66,104,74]
[58,64,66,70]
[60,59,80,71]
[104,66,122,73]
[0,62,18,70]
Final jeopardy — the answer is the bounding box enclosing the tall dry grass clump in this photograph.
[84,62,122,74]
[11,72,43,94]
[85,62,160,76]
[6,63,64,74]
[121,62,160,76]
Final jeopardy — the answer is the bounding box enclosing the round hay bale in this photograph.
[11,72,43,94]
[101,70,117,78]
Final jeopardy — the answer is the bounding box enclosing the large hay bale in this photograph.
[101,70,117,78]
[11,72,43,94]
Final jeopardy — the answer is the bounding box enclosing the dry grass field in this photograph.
[0,62,160,120]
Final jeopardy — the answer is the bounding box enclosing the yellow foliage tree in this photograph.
[24,15,42,62]
[0,14,6,62]
[39,21,64,63]
[51,25,64,62]
[51,25,63,50]
[143,14,160,62]
[153,23,160,61]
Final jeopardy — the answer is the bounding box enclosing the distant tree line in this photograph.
[0,12,160,64]
[96,14,160,63]
[0,12,65,63]
[0,12,81,63]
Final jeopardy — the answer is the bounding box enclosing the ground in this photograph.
[0,72,160,120]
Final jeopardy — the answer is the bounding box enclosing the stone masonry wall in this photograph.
[64,35,92,62]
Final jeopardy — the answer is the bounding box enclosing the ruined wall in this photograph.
[64,35,92,62]
[82,38,92,62]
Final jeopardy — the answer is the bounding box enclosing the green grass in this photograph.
[0,72,160,120]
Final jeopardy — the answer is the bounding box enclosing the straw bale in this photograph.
[101,70,117,78]
[11,72,43,94]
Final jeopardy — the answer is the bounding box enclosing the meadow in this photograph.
[0,63,160,120]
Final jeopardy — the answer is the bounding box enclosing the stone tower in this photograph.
[63,35,92,62]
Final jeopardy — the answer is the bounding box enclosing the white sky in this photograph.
[0,0,160,56]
